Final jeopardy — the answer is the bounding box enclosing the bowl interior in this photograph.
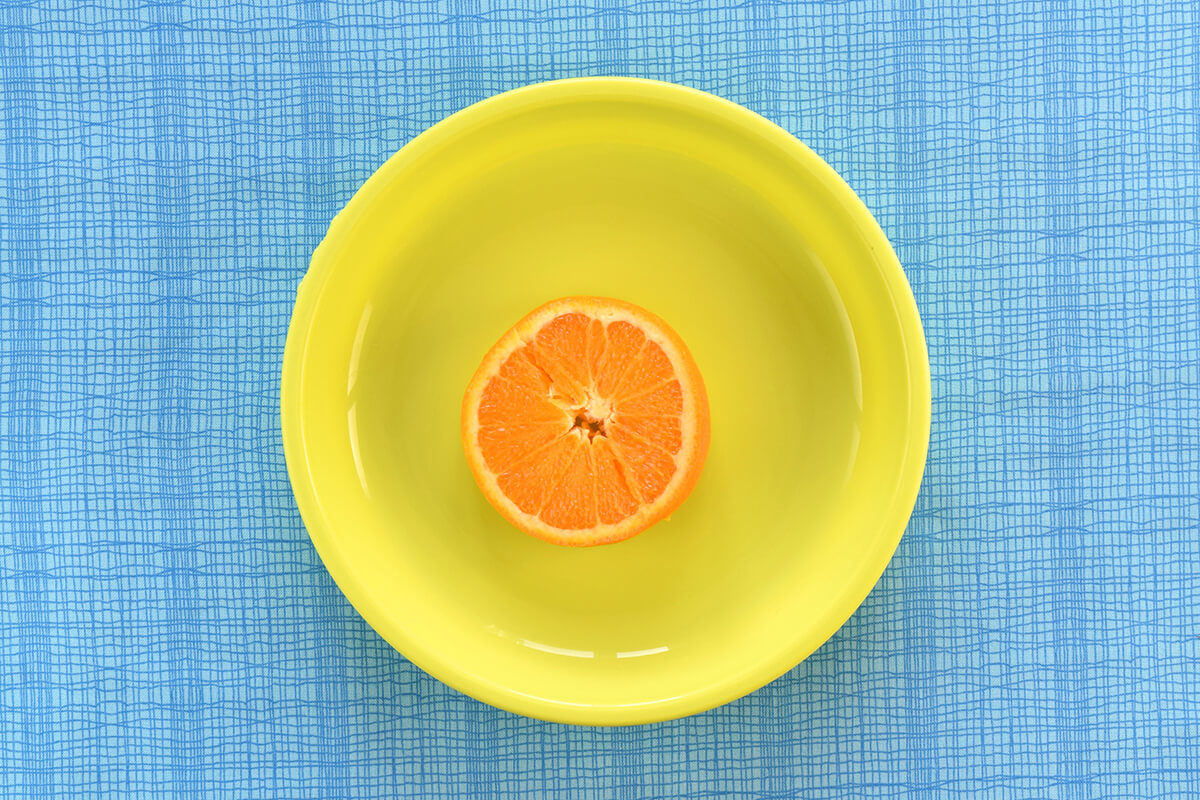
[285,80,928,724]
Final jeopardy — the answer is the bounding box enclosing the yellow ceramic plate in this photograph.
[281,78,930,725]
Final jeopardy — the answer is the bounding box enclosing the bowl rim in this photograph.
[280,76,931,726]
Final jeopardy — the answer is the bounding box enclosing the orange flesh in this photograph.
[464,298,708,545]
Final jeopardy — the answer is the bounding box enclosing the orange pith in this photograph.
[461,297,710,546]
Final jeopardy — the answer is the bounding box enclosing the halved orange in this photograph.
[461,297,710,546]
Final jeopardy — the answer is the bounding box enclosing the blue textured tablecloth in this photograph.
[2,1,1198,797]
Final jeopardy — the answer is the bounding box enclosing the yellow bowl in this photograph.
[281,78,930,725]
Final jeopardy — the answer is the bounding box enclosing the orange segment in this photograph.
[592,320,646,397]
[618,379,684,417]
[477,375,566,426]
[498,345,552,394]
[494,434,578,515]
[531,312,591,403]
[592,438,642,525]
[608,424,676,502]
[613,414,682,454]
[462,296,710,547]
[477,422,566,474]
[612,339,674,399]
[540,442,597,530]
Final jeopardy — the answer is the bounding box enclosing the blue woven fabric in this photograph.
[2,1,1198,796]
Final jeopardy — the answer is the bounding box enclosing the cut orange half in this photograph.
[461,297,710,547]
